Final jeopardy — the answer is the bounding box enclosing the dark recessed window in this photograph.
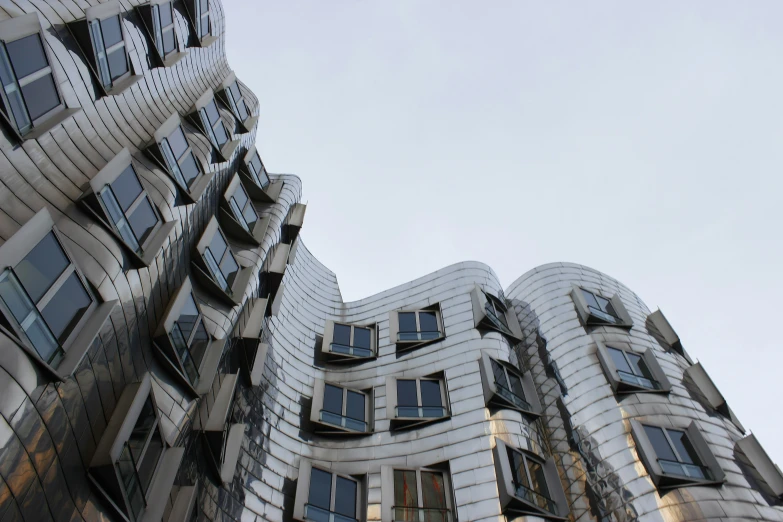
[168,293,210,385]
[195,0,210,38]
[398,310,441,342]
[320,383,368,432]
[160,125,201,190]
[396,379,446,419]
[225,80,249,121]
[0,31,62,134]
[491,359,530,411]
[228,182,257,232]
[393,468,451,522]
[152,2,177,58]
[580,288,620,324]
[643,425,710,481]
[507,446,557,516]
[0,232,94,366]
[99,165,162,253]
[199,98,229,149]
[247,151,270,189]
[88,14,129,89]
[203,229,239,292]
[485,294,509,329]
[305,467,359,522]
[607,346,660,391]
[329,322,373,358]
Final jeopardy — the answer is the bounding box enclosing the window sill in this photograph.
[139,447,185,522]
[191,262,254,307]
[197,374,238,433]
[195,338,227,395]
[237,115,257,134]
[390,414,450,431]
[166,485,198,522]
[161,51,188,68]
[585,314,633,329]
[214,139,240,163]
[104,74,143,97]
[198,35,219,48]
[23,108,82,141]
[489,394,542,419]
[219,208,269,246]
[240,174,283,203]
[395,335,445,354]
[58,300,118,376]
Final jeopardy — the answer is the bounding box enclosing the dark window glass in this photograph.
[188,321,210,368]
[167,127,189,158]
[179,152,200,186]
[491,360,507,388]
[128,197,159,246]
[509,372,526,400]
[41,272,91,342]
[346,391,365,422]
[205,100,220,124]
[6,34,48,78]
[353,327,371,349]
[233,184,248,208]
[397,380,418,407]
[21,73,59,121]
[398,312,416,333]
[107,48,128,80]
[219,250,239,286]
[117,445,144,519]
[208,230,227,260]
[308,468,332,511]
[128,398,156,460]
[333,324,350,345]
[162,28,176,53]
[419,381,442,408]
[394,470,418,508]
[228,83,241,103]
[200,0,209,11]
[527,458,549,499]
[15,232,69,302]
[112,166,144,211]
[421,471,447,509]
[419,312,438,333]
[323,384,343,415]
[596,295,616,316]
[334,476,357,519]
[607,347,632,374]
[581,289,600,309]
[626,352,654,381]
[643,425,677,462]
[100,16,124,47]
[250,155,264,176]
[242,203,257,227]
[176,295,200,341]
[509,448,529,488]
[668,429,700,465]
[137,427,163,493]
[159,3,173,26]
[212,121,228,146]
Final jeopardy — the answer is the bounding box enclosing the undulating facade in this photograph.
[0,1,780,522]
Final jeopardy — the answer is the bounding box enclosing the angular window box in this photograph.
[0,13,81,141]
[470,286,524,343]
[595,340,671,395]
[66,1,143,98]
[388,305,445,354]
[282,203,307,244]
[571,284,633,329]
[386,374,450,430]
[217,72,257,133]
[79,148,176,267]
[219,174,269,246]
[478,351,542,417]
[631,419,725,490]
[182,0,218,47]
[0,208,119,379]
[736,434,783,501]
[153,277,226,395]
[134,0,188,68]
[647,309,693,363]
[192,217,254,306]
[294,460,366,522]
[89,373,185,522]
[165,484,198,522]
[321,320,377,363]
[238,297,269,386]
[271,282,285,317]
[310,379,373,435]
[195,373,244,485]
[684,362,744,432]
[239,146,283,202]
[186,89,239,163]
[146,113,214,203]
[380,464,454,522]
[493,438,569,520]
[259,243,289,307]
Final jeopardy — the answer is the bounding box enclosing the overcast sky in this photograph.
[225,2,783,464]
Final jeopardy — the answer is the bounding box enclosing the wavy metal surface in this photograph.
[0,1,780,522]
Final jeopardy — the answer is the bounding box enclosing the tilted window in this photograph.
[219,72,256,133]
[196,373,244,485]
[79,148,175,267]
[219,174,269,246]
[195,0,210,39]
[594,340,671,395]
[311,380,372,434]
[736,433,783,501]
[282,202,307,244]
[380,466,454,522]
[184,0,217,47]
[570,284,633,328]
[192,217,253,305]
[630,419,725,489]
[204,227,239,291]
[237,297,269,386]
[647,309,693,362]
[187,90,239,162]
[294,461,365,522]
[493,438,568,520]
[0,13,75,139]
[478,352,542,417]
[247,149,270,189]
[386,375,450,429]
[389,306,444,353]
[321,320,377,362]
[228,180,257,232]
[0,208,117,375]
[134,0,185,67]
[150,114,212,203]
[201,99,228,148]
[683,362,744,432]
[470,286,524,342]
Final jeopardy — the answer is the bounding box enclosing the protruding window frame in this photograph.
[570,284,633,329]
[385,374,450,430]
[736,433,783,502]
[183,0,218,47]
[478,351,542,417]
[647,309,693,363]
[218,173,269,246]
[194,373,244,485]
[388,305,445,353]
[470,285,524,342]
[258,242,290,312]
[238,146,283,202]
[321,320,377,363]
[594,340,672,395]
[683,362,744,432]
[191,217,254,306]
[134,0,187,68]
[282,202,307,244]
[217,71,257,133]
[310,379,373,435]
[237,297,269,386]
[187,89,240,163]
[294,460,366,522]
[380,464,455,522]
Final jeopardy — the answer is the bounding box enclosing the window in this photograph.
[390,306,444,352]
[630,419,725,489]
[188,90,239,161]
[570,284,632,328]
[228,179,257,232]
[219,73,256,132]
[386,375,449,429]
[736,434,783,501]
[246,149,270,189]
[0,13,71,138]
[0,208,117,376]
[195,0,210,40]
[470,286,524,342]
[294,461,364,522]
[151,114,212,203]
[379,466,453,522]
[184,0,216,47]
[203,227,239,292]
[169,293,210,386]
[192,217,252,306]
[647,309,692,362]
[683,362,744,431]
[84,4,132,92]
[219,174,268,246]
[493,439,568,520]
[478,352,542,416]
[89,374,185,522]
[311,380,372,434]
[321,321,376,361]
[152,1,177,60]
[594,340,671,395]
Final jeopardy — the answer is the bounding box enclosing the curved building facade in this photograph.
[0,2,780,522]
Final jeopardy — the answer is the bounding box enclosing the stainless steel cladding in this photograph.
[0,2,780,522]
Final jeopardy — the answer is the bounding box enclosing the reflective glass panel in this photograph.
[353,327,371,349]
[100,16,124,47]
[128,398,156,462]
[22,74,59,121]
[323,384,343,415]
[668,429,700,465]
[128,197,159,246]
[205,100,220,125]
[626,352,654,381]
[6,34,48,78]
[421,471,446,509]
[419,381,442,408]
[178,152,200,186]
[15,232,69,303]
[162,28,176,54]
[419,312,438,332]
[188,321,210,368]
[397,380,418,407]
[111,166,144,211]
[159,2,173,26]
[509,448,529,489]
[491,360,507,388]
[176,295,200,341]
[643,425,677,462]
[107,47,128,80]
[398,312,416,333]
[334,476,357,519]
[219,251,239,286]
[527,458,550,500]
[607,347,632,374]
[509,372,526,401]
[581,289,600,309]
[41,272,91,342]
[394,470,418,508]
[137,427,163,493]
[346,391,365,422]
[208,231,227,260]
[333,324,351,346]
[308,468,332,510]
[167,127,188,158]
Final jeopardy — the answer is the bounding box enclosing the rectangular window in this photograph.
[226,80,249,121]
[228,182,257,232]
[490,359,531,411]
[246,151,270,189]
[0,30,61,134]
[160,125,201,190]
[330,323,374,358]
[580,288,620,324]
[607,346,660,390]
[0,231,94,366]
[393,468,451,522]
[152,2,177,58]
[168,293,210,385]
[203,229,239,292]
[199,98,229,149]
[397,310,441,342]
[320,383,368,432]
[396,379,446,419]
[98,165,161,253]
[195,0,210,39]
[506,446,557,515]
[642,425,710,480]
[485,293,509,329]
[305,467,359,522]
[88,14,129,89]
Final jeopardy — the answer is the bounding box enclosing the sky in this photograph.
[224,2,783,465]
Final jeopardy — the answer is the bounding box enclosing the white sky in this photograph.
[225,2,783,465]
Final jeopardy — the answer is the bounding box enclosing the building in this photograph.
[0,1,780,521]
